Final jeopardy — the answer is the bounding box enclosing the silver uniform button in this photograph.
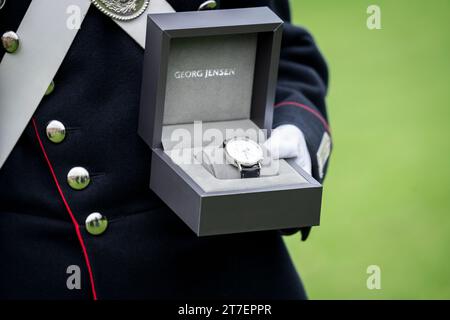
[0,0,6,10]
[91,0,150,21]
[85,212,108,236]
[198,0,217,11]
[46,120,66,143]
[1,31,19,53]
[67,167,90,190]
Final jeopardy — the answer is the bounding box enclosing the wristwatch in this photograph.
[223,137,264,178]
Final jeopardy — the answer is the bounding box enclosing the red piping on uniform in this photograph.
[32,118,98,300]
[274,101,330,132]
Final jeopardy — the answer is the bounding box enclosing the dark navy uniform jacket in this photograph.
[0,0,330,299]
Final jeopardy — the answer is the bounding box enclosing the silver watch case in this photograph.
[223,136,264,170]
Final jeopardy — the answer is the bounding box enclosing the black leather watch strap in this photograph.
[240,164,260,178]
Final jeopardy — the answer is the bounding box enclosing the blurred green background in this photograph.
[285,0,450,299]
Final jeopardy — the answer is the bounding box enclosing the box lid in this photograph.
[139,7,283,149]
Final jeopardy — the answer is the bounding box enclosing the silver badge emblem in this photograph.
[91,0,150,21]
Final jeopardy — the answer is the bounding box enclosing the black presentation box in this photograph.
[139,7,322,236]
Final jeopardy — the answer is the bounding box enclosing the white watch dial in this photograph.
[225,137,264,166]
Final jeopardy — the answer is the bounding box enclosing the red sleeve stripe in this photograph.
[32,118,98,301]
[274,101,330,133]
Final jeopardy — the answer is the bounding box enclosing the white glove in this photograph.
[263,124,312,175]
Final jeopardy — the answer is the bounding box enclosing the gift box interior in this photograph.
[139,8,322,236]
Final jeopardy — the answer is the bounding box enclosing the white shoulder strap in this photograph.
[115,0,175,48]
[0,0,174,168]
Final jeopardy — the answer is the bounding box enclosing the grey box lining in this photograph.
[163,150,309,193]
[163,33,257,125]
[161,119,309,192]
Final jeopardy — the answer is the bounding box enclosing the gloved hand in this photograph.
[263,124,312,175]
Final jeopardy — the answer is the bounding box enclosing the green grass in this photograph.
[285,0,450,299]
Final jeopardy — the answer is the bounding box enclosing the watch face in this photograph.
[225,137,264,166]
